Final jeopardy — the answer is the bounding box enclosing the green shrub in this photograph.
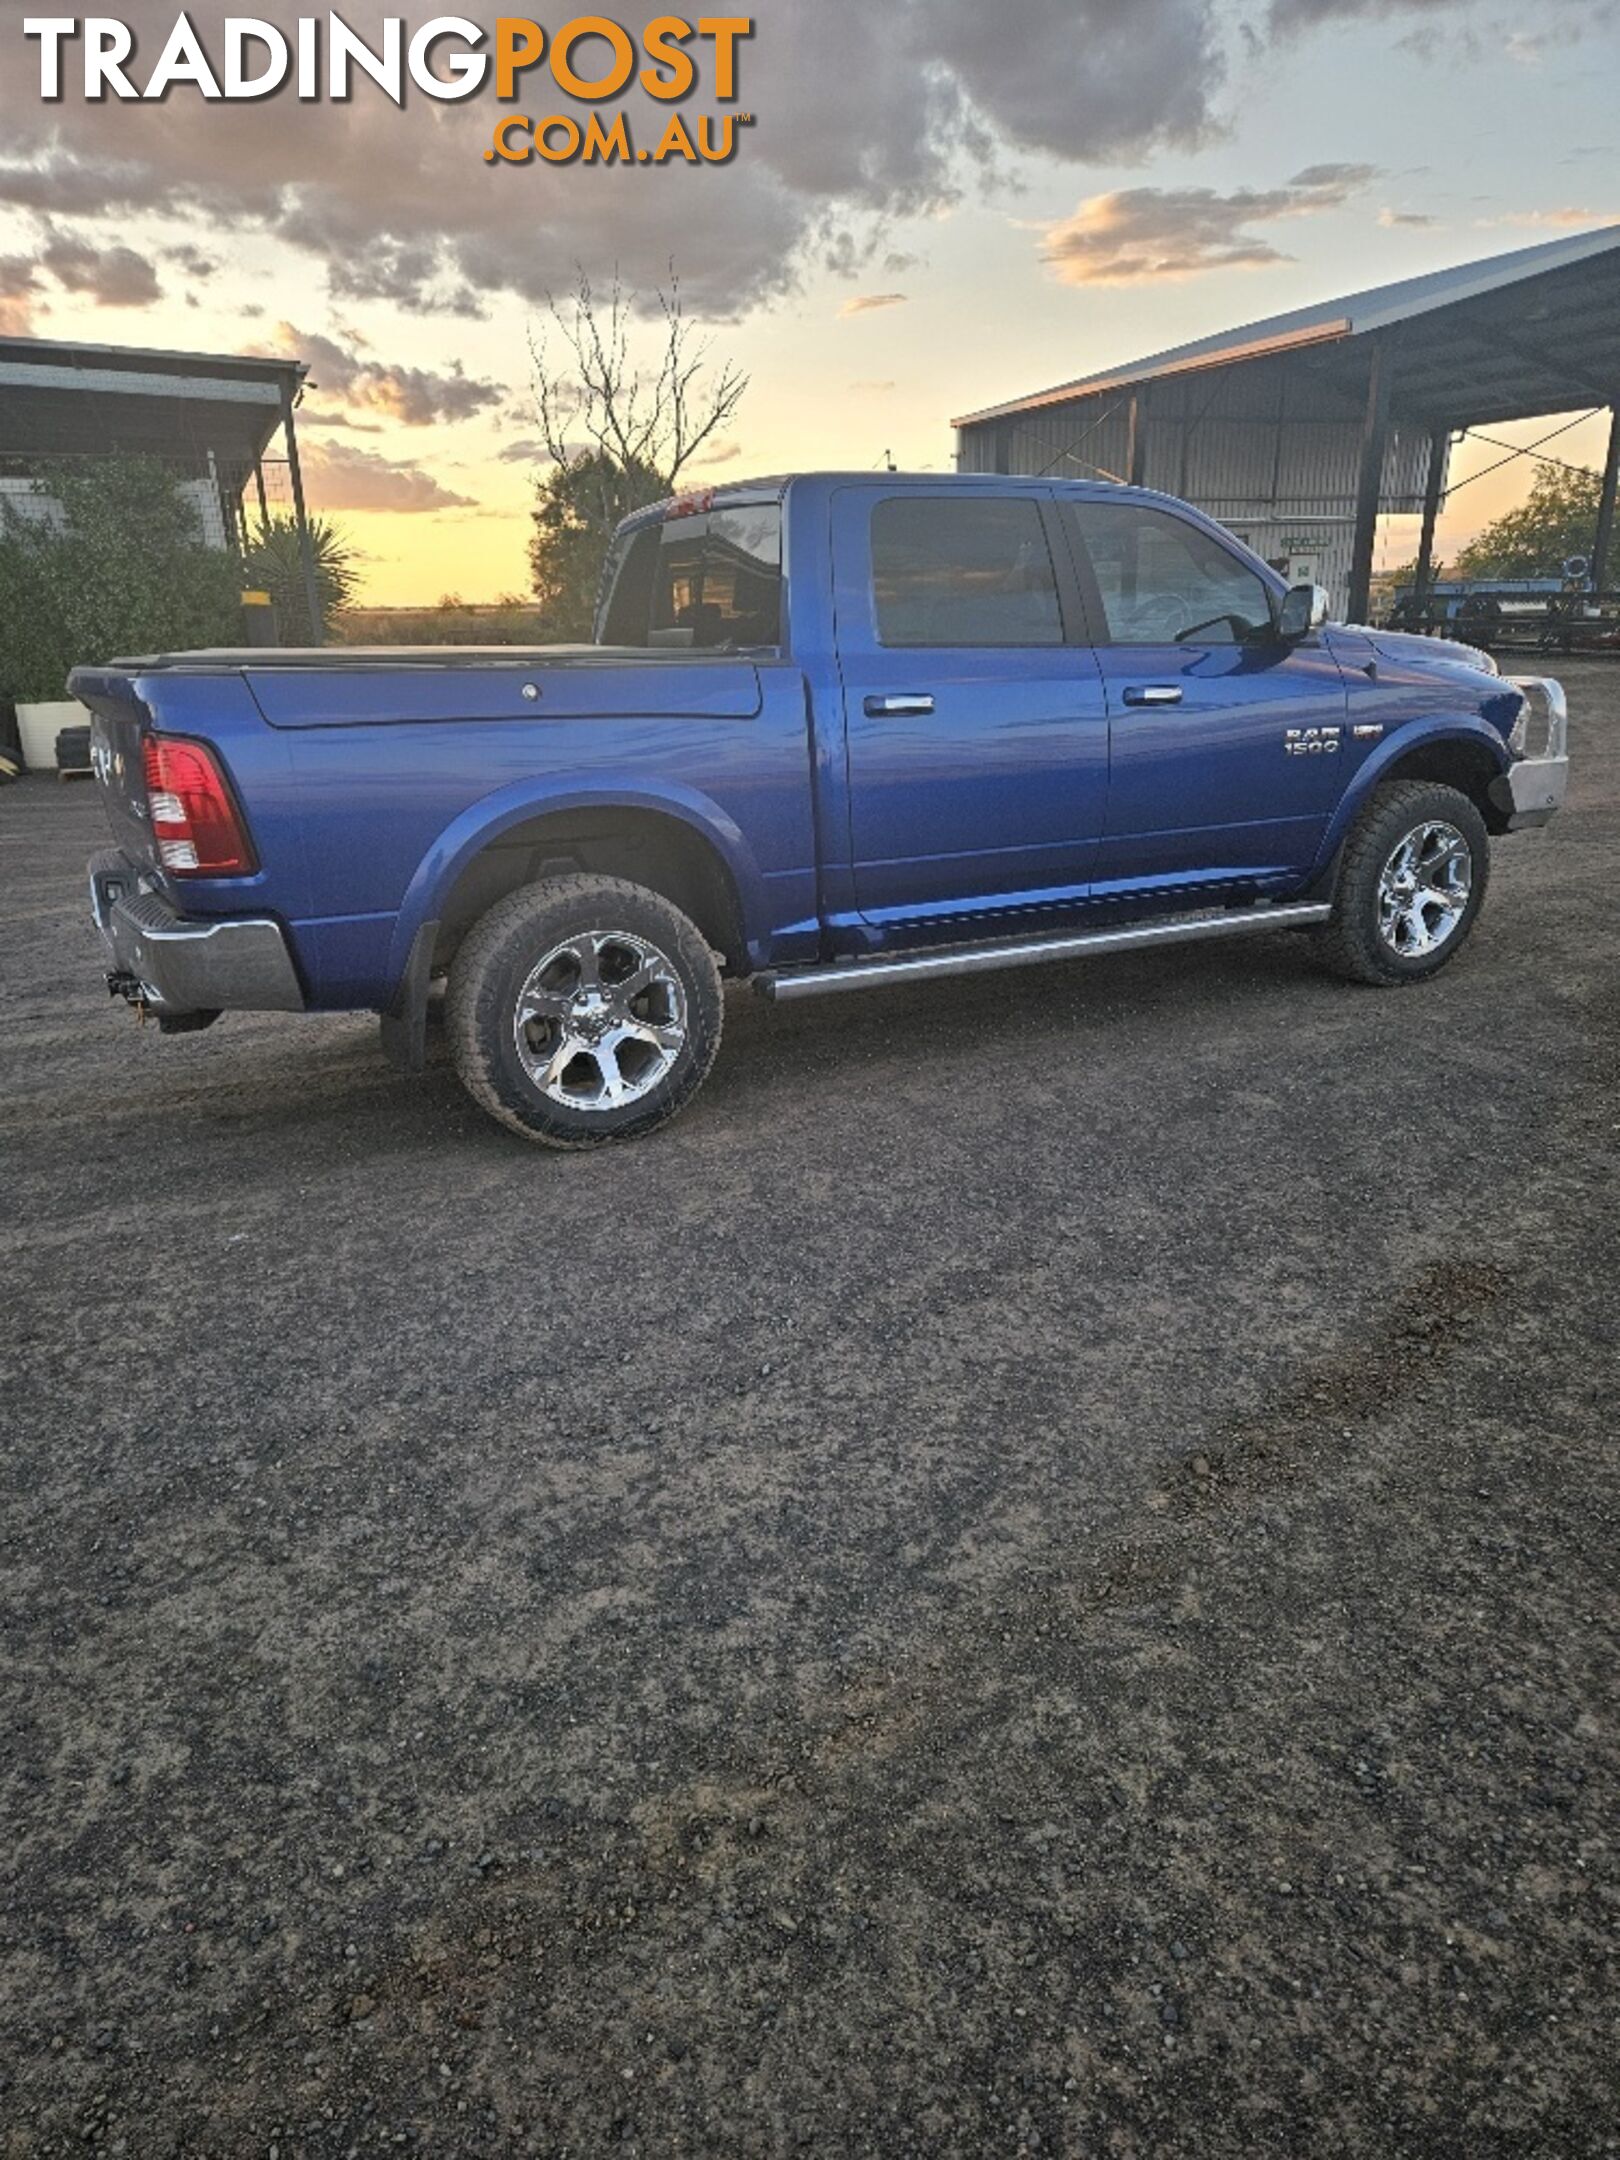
[529,450,665,641]
[0,458,243,703]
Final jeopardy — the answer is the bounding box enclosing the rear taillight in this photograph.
[143,736,256,876]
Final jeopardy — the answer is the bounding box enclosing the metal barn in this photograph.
[954,225,1620,619]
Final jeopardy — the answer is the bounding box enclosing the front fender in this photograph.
[384,770,771,994]
[1309,715,1510,883]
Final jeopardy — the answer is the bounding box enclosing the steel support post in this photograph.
[1347,337,1392,625]
[1592,403,1620,593]
[1413,425,1448,611]
[280,380,324,646]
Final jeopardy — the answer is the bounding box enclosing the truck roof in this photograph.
[673,470,1132,493]
[621,468,1135,528]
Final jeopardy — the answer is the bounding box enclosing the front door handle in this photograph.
[1123,685,1182,706]
[864,693,934,717]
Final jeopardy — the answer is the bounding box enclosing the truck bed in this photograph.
[83,644,761,672]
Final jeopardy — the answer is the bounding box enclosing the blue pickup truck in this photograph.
[77,472,1569,1147]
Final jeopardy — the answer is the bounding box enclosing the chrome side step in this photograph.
[758,902,1333,1002]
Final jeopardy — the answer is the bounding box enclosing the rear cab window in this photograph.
[870,496,1064,647]
[597,502,782,649]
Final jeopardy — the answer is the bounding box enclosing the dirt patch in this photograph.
[1,664,1617,2156]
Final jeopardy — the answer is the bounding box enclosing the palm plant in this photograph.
[242,514,360,643]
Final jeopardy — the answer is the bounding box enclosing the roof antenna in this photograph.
[879,447,896,472]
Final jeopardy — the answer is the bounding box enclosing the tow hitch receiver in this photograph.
[104,972,220,1033]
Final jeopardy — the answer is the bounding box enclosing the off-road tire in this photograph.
[1317,779,1489,986]
[447,875,724,1147]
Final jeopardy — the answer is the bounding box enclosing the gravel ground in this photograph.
[1,664,1616,2158]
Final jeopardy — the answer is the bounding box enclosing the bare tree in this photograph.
[528,265,748,493]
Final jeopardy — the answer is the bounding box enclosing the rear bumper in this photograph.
[89,849,305,1016]
[1491,676,1569,830]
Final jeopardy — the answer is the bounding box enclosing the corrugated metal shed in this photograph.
[0,335,304,466]
[0,332,324,635]
[955,225,1620,615]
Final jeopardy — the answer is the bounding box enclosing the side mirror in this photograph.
[1277,583,1330,642]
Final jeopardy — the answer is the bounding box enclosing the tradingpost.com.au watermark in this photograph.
[20,14,756,166]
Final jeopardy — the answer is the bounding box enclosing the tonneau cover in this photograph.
[98,643,747,670]
[89,646,766,728]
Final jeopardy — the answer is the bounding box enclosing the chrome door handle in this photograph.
[1123,685,1182,706]
[864,693,934,717]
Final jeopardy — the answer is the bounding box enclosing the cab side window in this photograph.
[1069,501,1274,646]
[871,497,1063,648]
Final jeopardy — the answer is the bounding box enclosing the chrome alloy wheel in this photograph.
[512,930,687,1110]
[1376,820,1473,959]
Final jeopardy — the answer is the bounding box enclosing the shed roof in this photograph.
[954,224,1620,432]
[0,333,305,467]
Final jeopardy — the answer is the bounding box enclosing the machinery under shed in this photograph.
[954,224,1620,621]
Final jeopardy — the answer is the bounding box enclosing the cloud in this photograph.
[259,322,503,426]
[300,439,473,514]
[1270,0,1472,27]
[849,379,898,393]
[1278,0,1620,66]
[1501,28,1546,63]
[497,438,559,465]
[839,293,908,316]
[325,239,486,319]
[165,243,218,278]
[1289,163,1380,190]
[690,439,743,466]
[299,410,386,434]
[0,255,39,334]
[1040,166,1380,284]
[1379,206,1438,227]
[918,0,1215,167]
[1479,206,1620,228]
[38,226,162,307]
[0,0,1232,320]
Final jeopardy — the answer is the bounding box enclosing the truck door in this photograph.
[1063,498,1348,899]
[830,486,1108,934]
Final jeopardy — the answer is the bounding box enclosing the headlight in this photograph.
[1507,696,1529,756]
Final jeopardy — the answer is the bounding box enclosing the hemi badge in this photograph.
[1352,723,1385,739]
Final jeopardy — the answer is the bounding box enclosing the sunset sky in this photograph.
[2,3,1616,605]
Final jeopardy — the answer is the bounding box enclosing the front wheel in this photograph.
[446,875,724,1146]
[1317,779,1490,986]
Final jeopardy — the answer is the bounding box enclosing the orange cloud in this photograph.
[1041,168,1379,285]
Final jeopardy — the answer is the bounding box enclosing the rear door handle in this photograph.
[1123,685,1182,706]
[864,693,934,717]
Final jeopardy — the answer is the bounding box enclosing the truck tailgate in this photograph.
[73,672,159,869]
